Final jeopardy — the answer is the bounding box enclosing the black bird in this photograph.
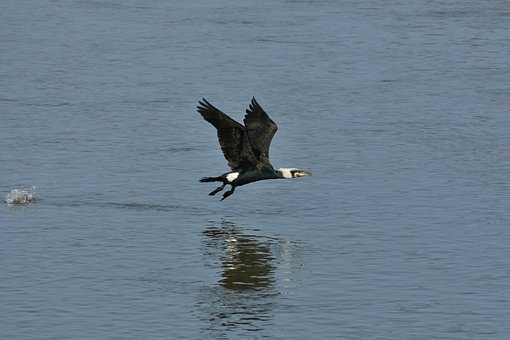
[197,97,311,200]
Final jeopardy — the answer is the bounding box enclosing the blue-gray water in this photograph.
[1,1,509,339]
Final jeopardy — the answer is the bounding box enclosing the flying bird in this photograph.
[197,97,311,200]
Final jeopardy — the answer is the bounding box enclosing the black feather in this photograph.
[197,98,258,170]
[243,97,278,164]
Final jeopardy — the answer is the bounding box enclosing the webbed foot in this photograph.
[220,186,235,201]
[209,184,226,196]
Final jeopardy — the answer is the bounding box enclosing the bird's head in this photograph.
[277,168,312,179]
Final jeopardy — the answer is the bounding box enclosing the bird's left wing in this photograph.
[243,97,278,163]
[197,98,257,170]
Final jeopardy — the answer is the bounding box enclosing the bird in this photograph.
[197,97,311,200]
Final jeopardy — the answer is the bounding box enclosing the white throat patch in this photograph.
[278,168,297,179]
[226,172,239,182]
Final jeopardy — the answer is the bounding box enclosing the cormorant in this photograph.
[197,97,311,200]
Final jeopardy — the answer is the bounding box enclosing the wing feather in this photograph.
[197,98,256,170]
[243,97,278,164]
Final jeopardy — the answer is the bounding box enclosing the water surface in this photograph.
[1,0,509,339]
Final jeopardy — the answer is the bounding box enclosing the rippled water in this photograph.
[1,0,509,339]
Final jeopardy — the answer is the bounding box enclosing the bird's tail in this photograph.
[200,176,223,183]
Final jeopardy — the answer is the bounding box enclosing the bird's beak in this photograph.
[295,170,312,177]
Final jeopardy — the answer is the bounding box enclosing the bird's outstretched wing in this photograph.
[243,97,278,164]
[197,98,257,170]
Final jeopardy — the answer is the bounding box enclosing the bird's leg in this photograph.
[209,183,226,196]
[220,185,236,201]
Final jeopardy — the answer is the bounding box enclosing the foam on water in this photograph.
[5,187,36,205]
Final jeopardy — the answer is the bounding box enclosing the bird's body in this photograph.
[198,98,311,200]
[225,166,279,186]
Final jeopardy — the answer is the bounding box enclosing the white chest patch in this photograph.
[226,172,239,182]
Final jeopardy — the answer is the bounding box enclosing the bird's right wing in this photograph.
[243,97,278,164]
[197,98,256,170]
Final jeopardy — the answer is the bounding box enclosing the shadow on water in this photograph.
[39,197,217,216]
[197,220,303,337]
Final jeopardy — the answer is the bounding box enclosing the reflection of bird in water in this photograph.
[199,222,278,336]
[204,225,274,290]
[198,221,303,337]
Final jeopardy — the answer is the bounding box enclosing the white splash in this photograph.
[226,172,239,182]
[5,187,36,205]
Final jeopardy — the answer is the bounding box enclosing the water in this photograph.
[1,0,509,338]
